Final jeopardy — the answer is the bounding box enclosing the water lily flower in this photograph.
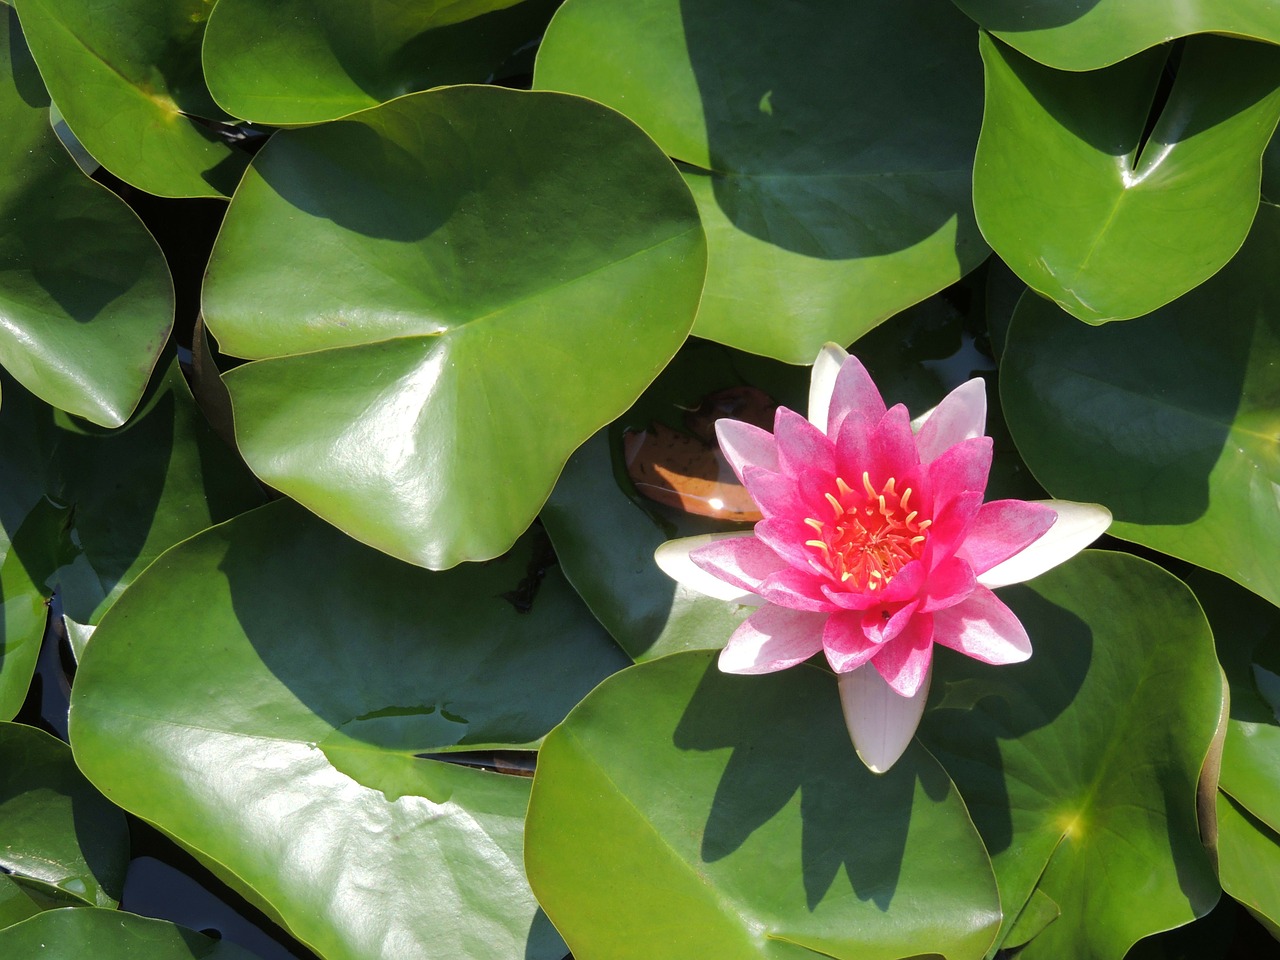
[655,343,1111,773]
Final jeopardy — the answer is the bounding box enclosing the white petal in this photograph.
[654,533,766,604]
[838,662,931,774]
[977,500,1112,588]
[913,378,987,463]
[807,342,849,433]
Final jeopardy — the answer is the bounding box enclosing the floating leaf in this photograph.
[974,33,1280,323]
[919,552,1223,957]
[204,86,704,569]
[13,0,248,196]
[952,0,1280,71]
[0,361,264,719]
[0,908,261,959]
[527,651,1002,959]
[1000,203,1280,606]
[70,499,628,960]
[0,7,172,425]
[0,722,128,909]
[1217,793,1280,937]
[534,0,989,362]
[204,0,560,124]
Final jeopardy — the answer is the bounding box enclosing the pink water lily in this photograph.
[655,343,1111,773]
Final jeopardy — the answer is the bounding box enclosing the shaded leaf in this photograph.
[0,908,262,959]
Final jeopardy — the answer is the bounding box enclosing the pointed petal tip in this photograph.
[838,663,930,775]
[654,533,762,604]
[976,499,1112,588]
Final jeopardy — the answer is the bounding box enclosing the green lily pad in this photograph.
[534,0,989,362]
[1216,792,1280,937]
[974,33,1280,323]
[204,85,704,570]
[1000,203,1280,606]
[0,360,264,720]
[919,552,1223,958]
[0,908,261,959]
[69,498,628,960]
[526,650,1002,959]
[12,0,248,197]
[952,0,1280,71]
[204,0,560,124]
[0,722,128,909]
[0,7,172,426]
[0,875,45,930]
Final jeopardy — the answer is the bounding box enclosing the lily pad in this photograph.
[534,0,989,362]
[204,0,560,124]
[952,0,1280,71]
[1000,203,1280,606]
[974,33,1280,323]
[204,85,705,569]
[526,650,1002,959]
[69,498,629,960]
[12,0,248,197]
[0,722,128,908]
[0,908,262,959]
[919,552,1223,958]
[1217,793,1280,937]
[0,7,172,426]
[0,360,264,720]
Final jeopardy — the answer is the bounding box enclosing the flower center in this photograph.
[803,472,931,591]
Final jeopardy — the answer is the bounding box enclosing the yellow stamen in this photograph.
[825,492,843,514]
[835,476,855,499]
[805,539,829,552]
[900,488,912,511]
[862,472,876,498]
[804,517,824,532]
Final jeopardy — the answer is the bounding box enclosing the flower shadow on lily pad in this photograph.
[672,658,948,912]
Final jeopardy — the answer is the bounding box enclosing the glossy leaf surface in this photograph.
[12,0,247,197]
[920,552,1222,957]
[534,0,989,362]
[975,34,1280,323]
[1217,793,1280,935]
[0,7,172,425]
[953,0,1280,71]
[527,651,1002,960]
[70,499,629,960]
[0,361,263,719]
[204,86,705,569]
[0,908,261,959]
[1001,204,1280,606]
[204,0,560,124]
[0,722,128,908]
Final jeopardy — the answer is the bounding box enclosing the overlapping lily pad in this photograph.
[12,0,248,198]
[974,33,1280,323]
[534,0,989,362]
[1000,203,1280,606]
[69,498,629,960]
[0,722,128,909]
[0,361,264,719]
[204,0,560,124]
[1217,793,1280,936]
[919,552,1222,957]
[526,650,1002,959]
[204,85,705,569]
[953,0,1280,71]
[0,7,172,425]
[0,908,261,959]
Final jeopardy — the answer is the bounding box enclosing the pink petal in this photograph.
[932,586,1031,664]
[739,466,809,521]
[808,343,850,433]
[756,567,837,612]
[654,534,767,604]
[825,352,887,440]
[715,419,779,485]
[871,613,935,696]
[755,516,826,572]
[923,436,992,512]
[718,605,827,674]
[918,556,976,612]
[860,600,920,646]
[821,561,927,610]
[957,500,1058,576]
[822,611,883,672]
[689,534,789,596]
[914,378,987,464]
[773,407,836,480]
[869,404,920,482]
[977,500,1112,588]
[839,662,931,774]
[922,490,983,561]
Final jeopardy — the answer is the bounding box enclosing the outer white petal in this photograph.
[977,500,1112,588]
[913,378,987,463]
[838,662,931,774]
[807,342,849,433]
[654,533,766,604]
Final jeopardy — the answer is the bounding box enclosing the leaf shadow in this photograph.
[673,660,939,911]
